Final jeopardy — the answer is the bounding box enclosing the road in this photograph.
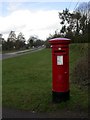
[2,107,88,118]
[1,47,45,60]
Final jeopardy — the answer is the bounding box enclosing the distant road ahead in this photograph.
[2,47,45,60]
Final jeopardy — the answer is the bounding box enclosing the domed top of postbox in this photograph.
[49,38,71,45]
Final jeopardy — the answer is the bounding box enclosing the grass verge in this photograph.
[2,44,88,112]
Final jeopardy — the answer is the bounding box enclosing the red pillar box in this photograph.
[49,38,71,103]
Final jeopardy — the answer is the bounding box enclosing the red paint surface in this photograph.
[49,38,71,92]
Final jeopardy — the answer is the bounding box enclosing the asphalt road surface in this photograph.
[2,47,45,60]
[2,107,88,118]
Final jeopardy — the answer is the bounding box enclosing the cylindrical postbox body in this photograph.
[49,38,71,103]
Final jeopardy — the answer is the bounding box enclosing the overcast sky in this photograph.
[0,0,89,41]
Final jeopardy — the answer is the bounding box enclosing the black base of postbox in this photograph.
[52,90,70,103]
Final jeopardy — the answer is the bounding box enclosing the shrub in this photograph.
[72,55,89,88]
